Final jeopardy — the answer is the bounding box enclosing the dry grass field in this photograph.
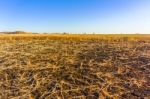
[0,34,150,99]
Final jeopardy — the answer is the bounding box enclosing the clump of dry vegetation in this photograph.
[0,34,150,99]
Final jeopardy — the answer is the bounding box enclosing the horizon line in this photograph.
[0,31,149,34]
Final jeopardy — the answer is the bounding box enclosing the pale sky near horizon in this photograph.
[0,0,150,34]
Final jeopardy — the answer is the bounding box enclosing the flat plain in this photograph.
[0,34,150,99]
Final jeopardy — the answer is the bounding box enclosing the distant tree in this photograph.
[63,32,67,34]
[43,33,48,34]
[15,31,26,34]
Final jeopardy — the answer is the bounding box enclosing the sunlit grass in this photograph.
[0,33,149,98]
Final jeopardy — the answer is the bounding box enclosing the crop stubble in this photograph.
[0,34,150,99]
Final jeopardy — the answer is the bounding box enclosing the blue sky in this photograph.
[0,0,150,33]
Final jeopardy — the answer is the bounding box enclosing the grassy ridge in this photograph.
[0,34,150,41]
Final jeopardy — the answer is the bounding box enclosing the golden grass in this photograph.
[0,34,150,41]
[0,34,150,99]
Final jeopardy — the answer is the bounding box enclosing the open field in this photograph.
[0,34,150,99]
